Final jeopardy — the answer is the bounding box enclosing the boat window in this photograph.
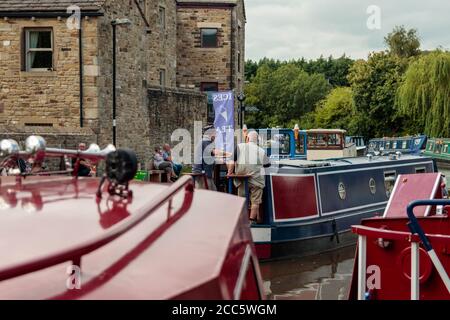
[385,141,391,149]
[338,182,346,200]
[295,135,305,154]
[369,178,376,195]
[402,140,407,149]
[266,133,291,155]
[308,133,342,149]
[415,167,426,174]
[444,144,449,153]
[328,133,342,146]
[436,143,443,154]
[393,141,397,149]
[427,141,434,151]
[384,171,397,198]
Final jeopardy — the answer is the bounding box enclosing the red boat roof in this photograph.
[383,173,442,218]
[0,176,251,299]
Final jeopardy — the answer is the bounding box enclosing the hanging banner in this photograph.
[213,91,235,157]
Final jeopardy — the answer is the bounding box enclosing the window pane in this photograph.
[29,51,52,69]
[29,31,52,49]
[159,69,166,86]
[201,28,217,48]
[201,82,218,92]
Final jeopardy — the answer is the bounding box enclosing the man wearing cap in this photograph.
[192,126,217,190]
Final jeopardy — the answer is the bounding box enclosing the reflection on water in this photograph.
[261,246,355,300]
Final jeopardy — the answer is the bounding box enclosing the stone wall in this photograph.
[144,0,178,87]
[147,85,207,160]
[0,125,97,148]
[0,17,99,129]
[96,0,152,163]
[176,6,232,91]
[176,1,246,92]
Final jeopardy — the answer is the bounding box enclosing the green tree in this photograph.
[244,63,331,128]
[385,26,421,58]
[348,51,407,138]
[315,87,358,133]
[396,50,450,137]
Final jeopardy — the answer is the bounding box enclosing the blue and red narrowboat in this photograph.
[0,136,265,300]
[248,130,436,260]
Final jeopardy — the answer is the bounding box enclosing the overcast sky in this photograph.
[245,0,450,61]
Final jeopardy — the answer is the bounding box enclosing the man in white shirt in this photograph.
[227,131,271,224]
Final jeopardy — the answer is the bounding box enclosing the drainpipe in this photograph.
[230,6,235,91]
[112,23,117,146]
[79,22,84,128]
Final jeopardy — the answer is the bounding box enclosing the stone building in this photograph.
[0,0,246,164]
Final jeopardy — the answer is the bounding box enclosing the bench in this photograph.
[143,162,171,183]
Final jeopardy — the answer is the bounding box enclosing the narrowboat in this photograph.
[368,135,427,155]
[424,138,450,169]
[349,172,450,300]
[249,139,436,260]
[0,136,265,300]
[346,136,367,156]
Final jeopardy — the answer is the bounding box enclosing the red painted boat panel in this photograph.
[384,173,441,218]
[0,177,264,300]
[271,175,318,220]
[255,244,271,260]
[350,217,450,300]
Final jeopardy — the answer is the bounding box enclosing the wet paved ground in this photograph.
[261,165,449,300]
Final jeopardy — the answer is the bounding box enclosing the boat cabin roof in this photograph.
[307,129,347,135]
[276,153,432,170]
[0,176,247,299]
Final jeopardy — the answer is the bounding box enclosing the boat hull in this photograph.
[251,155,436,260]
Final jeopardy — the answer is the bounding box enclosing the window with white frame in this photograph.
[25,28,53,71]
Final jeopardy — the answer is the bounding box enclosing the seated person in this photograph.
[153,147,177,182]
[227,131,271,225]
[162,144,183,177]
[72,143,93,177]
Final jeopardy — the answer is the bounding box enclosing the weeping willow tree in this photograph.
[396,51,450,137]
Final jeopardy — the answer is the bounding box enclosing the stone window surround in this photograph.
[200,28,218,48]
[159,5,166,30]
[23,27,54,72]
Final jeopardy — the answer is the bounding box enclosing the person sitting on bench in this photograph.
[153,147,177,182]
[163,144,183,177]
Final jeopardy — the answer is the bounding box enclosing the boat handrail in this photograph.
[354,199,450,300]
[0,176,195,282]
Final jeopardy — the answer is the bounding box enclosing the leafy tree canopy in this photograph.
[315,87,358,134]
[396,50,450,137]
[385,26,421,58]
[244,63,331,128]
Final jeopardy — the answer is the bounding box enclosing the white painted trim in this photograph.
[383,173,400,218]
[270,173,320,222]
[358,235,367,300]
[425,175,441,216]
[251,227,271,243]
[233,245,252,300]
[322,201,388,216]
[317,161,434,176]
[411,242,420,300]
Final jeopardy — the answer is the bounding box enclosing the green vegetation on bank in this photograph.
[244,26,450,139]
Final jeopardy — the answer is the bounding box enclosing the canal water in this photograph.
[261,165,449,300]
